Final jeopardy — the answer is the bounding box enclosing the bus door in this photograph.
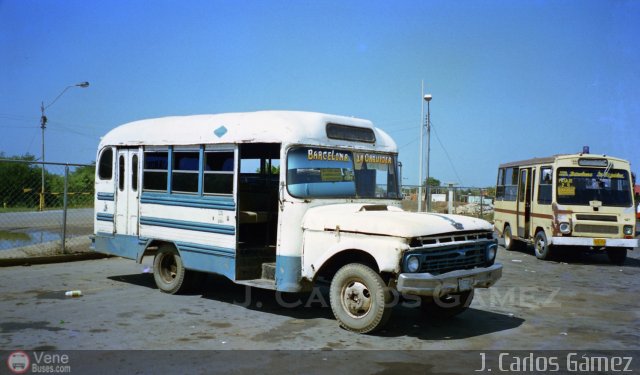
[517,167,533,239]
[115,148,141,236]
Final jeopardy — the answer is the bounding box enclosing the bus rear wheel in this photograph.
[153,244,190,294]
[534,231,553,260]
[329,263,392,333]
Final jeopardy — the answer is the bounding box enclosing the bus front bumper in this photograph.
[551,237,639,248]
[395,263,502,297]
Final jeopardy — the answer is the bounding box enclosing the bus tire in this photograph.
[534,231,553,260]
[503,225,519,251]
[606,248,627,265]
[420,289,474,319]
[329,263,392,333]
[153,244,189,294]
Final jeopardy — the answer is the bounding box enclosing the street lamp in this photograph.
[424,93,432,212]
[39,81,90,211]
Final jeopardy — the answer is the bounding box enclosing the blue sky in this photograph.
[1,0,638,187]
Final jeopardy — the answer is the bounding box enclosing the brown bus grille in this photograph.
[575,214,617,222]
[574,224,618,234]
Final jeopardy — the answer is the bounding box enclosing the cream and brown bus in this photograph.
[494,152,638,264]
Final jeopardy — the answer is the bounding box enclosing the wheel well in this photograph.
[138,240,175,263]
[534,227,545,237]
[314,249,380,282]
[501,223,511,237]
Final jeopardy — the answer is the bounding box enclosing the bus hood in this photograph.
[301,203,494,238]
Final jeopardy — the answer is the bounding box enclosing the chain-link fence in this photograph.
[400,185,495,222]
[0,159,494,257]
[0,159,94,256]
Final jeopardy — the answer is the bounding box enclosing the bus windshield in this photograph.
[286,147,399,199]
[556,167,632,207]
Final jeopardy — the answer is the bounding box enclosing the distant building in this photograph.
[468,196,493,205]
[431,193,447,202]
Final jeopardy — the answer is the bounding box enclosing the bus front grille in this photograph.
[575,214,617,222]
[574,224,619,235]
[408,243,488,275]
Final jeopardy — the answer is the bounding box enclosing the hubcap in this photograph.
[341,280,372,319]
[160,254,177,283]
[536,237,545,254]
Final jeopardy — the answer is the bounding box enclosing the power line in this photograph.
[431,120,464,186]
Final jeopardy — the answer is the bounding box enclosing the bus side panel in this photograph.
[95,147,116,236]
[138,192,238,279]
[275,254,303,292]
[494,204,518,237]
[179,246,236,281]
[93,233,142,260]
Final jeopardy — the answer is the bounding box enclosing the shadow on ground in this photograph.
[108,272,524,340]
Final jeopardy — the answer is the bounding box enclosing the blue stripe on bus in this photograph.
[97,192,115,201]
[96,213,114,222]
[176,242,235,258]
[140,192,235,210]
[139,216,235,235]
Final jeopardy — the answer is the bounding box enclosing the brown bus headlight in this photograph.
[623,225,634,237]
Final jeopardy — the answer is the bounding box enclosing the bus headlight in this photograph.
[623,225,634,236]
[486,243,498,263]
[559,222,571,234]
[407,256,420,273]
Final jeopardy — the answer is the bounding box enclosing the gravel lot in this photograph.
[1,233,639,373]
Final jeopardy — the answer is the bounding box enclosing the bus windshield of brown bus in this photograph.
[556,168,632,207]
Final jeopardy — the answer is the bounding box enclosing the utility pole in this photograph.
[424,93,432,212]
[418,81,424,212]
[39,82,90,211]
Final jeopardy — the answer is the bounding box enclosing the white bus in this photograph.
[494,152,638,264]
[93,111,502,333]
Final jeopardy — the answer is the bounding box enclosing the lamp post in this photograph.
[39,81,89,211]
[424,93,432,212]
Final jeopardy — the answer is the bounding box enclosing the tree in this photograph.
[424,177,441,187]
[0,152,41,208]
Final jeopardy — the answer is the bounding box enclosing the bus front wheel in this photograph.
[504,225,519,251]
[534,231,553,260]
[329,263,392,333]
[153,244,189,294]
[607,248,627,265]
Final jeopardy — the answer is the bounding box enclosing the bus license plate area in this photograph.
[458,278,473,291]
[593,238,606,247]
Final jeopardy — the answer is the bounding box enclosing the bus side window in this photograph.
[143,150,169,192]
[538,167,552,204]
[132,154,138,192]
[118,155,125,191]
[204,151,234,195]
[495,168,505,200]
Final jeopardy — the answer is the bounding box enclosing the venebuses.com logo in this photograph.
[6,351,72,374]
[6,351,30,374]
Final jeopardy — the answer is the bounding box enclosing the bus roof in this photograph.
[98,111,397,152]
[498,153,630,169]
